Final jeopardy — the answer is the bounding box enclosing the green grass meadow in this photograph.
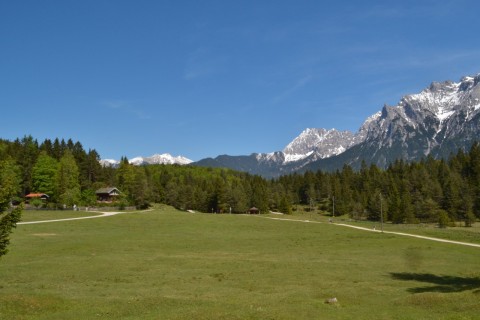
[1,208,479,319]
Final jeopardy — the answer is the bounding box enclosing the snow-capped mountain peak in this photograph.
[100,153,193,167]
[345,72,480,167]
[282,127,359,162]
[129,157,145,166]
[400,74,480,123]
[99,159,120,167]
[145,153,193,165]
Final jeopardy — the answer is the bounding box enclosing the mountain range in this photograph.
[194,73,480,177]
[101,73,480,177]
[100,153,193,167]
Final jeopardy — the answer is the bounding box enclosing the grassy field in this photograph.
[1,207,479,319]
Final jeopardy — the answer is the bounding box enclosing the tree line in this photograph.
[1,136,479,226]
[0,136,269,212]
[274,143,480,226]
[0,136,106,207]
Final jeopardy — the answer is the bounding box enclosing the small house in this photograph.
[249,207,260,214]
[25,193,49,202]
[96,187,121,202]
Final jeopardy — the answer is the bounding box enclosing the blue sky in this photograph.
[1,0,479,161]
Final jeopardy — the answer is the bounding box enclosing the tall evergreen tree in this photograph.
[16,136,39,195]
[56,150,81,206]
[39,139,53,156]
[81,149,103,189]
[468,142,480,216]
[250,176,269,213]
[0,159,22,258]
[32,152,58,198]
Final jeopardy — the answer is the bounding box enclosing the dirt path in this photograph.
[18,209,154,225]
[259,216,480,248]
[17,211,123,225]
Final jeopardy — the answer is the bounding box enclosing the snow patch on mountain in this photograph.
[284,151,314,163]
[437,110,455,122]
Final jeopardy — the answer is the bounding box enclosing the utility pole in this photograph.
[379,193,384,233]
[332,195,335,218]
[309,198,314,220]
[309,198,316,220]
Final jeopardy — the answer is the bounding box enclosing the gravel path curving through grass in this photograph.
[259,216,480,248]
[18,211,123,225]
[18,209,154,225]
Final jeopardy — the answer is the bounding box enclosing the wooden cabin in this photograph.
[95,187,121,202]
[249,207,260,214]
[25,193,49,202]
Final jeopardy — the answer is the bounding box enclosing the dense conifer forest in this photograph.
[1,136,479,225]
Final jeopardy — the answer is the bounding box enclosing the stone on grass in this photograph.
[325,297,338,304]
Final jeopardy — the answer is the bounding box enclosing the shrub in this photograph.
[437,210,450,228]
[30,198,43,209]
[464,210,476,227]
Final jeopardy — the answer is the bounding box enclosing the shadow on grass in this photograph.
[390,273,480,293]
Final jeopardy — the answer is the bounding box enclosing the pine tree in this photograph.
[468,142,480,216]
[131,167,149,208]
[0,159,22,258]
[228,181,249,213]
[32,152,58,198]
[278,194,292,215]
[82,149,103,188]
[39,139,53,156]
[56,150,81,207]
[16,136,39,195]
[251,176,269,213]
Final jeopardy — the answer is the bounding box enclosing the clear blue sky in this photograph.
[1,1,479,161]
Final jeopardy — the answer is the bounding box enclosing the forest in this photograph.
[0,136,479,226]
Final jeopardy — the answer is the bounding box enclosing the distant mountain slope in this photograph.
[194,128,360,176]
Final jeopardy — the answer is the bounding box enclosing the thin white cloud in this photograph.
[103,100,151,120]
[271,75,313,105]
[351,1,461,21]
[183,47,228,80]
[355,49,480,73]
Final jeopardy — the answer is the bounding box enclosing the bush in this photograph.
[464,210,476,227]
[136,202,150,210]
[118,201,127,210]
[437,210,450,228]
[30,198,43,209]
